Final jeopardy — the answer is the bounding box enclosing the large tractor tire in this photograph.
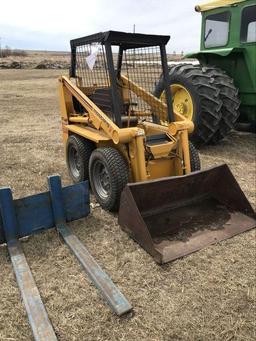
[66,135,95,183]
[154,63,222,146]
[200,66,240,144]
[89,147,129,211]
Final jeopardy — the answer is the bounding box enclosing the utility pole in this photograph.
[0,37,2,58]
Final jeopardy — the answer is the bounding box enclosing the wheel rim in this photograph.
[68,145,81,178]
[92,160,111,200]
[160,84,194,120]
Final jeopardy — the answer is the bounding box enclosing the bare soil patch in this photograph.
[0,51,70,69]
[0,69,255,341]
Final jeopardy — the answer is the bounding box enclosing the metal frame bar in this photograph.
[160,43,174,122]
[70,31,170,49]
[70,46,76,78]
[117,46,124,76]
[57,223,132,316]
[8,239,57,341]
[48,176,132,316]
[104,42,122,127]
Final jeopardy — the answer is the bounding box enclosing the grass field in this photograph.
[0,69,255,341]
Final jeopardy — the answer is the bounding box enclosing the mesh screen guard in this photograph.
[121,46,163,122]
[75,43,110,87]
[72,41,171,126]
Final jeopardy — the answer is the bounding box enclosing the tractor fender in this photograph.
[185,47,243,59]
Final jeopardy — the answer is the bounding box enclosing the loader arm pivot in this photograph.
[121,75,194,133]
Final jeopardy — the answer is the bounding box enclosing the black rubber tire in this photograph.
[154,63,222,146]
[89,147,129,211]
[200,66,240,143]
[66,135,95,183]
[189,141,201,172]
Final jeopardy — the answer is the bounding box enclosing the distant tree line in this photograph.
[0,46,27,58]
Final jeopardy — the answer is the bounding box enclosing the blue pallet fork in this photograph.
[0,176,132,341]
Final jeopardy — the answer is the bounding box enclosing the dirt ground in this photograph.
[0,69,255,341]
[0,50,70,69]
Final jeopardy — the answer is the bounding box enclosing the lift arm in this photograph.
[59,76,139,144]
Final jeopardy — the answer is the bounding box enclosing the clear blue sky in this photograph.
[0,0,202,53]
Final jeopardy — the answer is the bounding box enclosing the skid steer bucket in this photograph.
[118,164,255,264]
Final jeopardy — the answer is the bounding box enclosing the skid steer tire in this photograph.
[66,135,95,183]
[89,147,129,211]
[154,63,222,146]
[189,141,201,172]
[200,66,240,144]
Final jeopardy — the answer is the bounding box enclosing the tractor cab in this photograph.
[195,0,256,50]
[190,0,256,126]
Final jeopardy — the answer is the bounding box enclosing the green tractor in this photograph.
[155,0,256,145]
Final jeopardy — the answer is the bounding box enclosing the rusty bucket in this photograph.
[118,164,255,264]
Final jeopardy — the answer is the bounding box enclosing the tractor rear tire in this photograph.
[189,141,201,172]
[154,63,222,146]
[66,135,95,183]
[200,66,240,144]
[89,147,129,211]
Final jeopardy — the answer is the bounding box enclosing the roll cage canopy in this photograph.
[70,30,174,125]
[70,30,170,49]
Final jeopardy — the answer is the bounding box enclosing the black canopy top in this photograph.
[70,30,170,49]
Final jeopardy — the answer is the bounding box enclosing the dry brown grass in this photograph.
[0,69,255,341]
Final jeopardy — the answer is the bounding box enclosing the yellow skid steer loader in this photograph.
[59,31,255,263]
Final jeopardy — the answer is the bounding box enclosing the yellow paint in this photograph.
[195,0,245,12]
[121,75,167,121]
[180,130,191,174]
[168,120,194,135]
[161,84,194,121]
[59,73,194,183]
[147,140,177,159]
[140,121,169,135]
[128,137,148,182]
[66,125,110,143]
[69,116,89,123]
[147,158,176,180]
[59,78,74,147]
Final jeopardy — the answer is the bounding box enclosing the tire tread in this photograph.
[201,66,240,143]
[67,135,94,182]
[154,63,222,146]
[89,147,129,211]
